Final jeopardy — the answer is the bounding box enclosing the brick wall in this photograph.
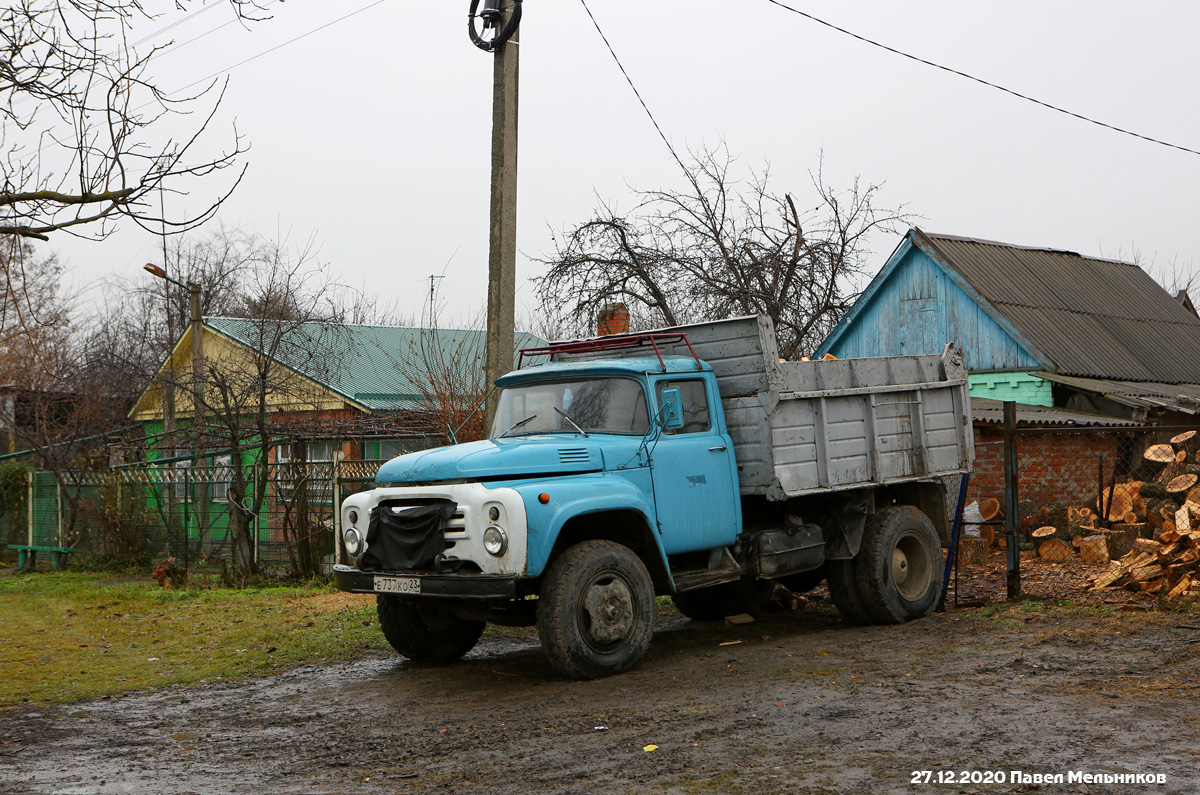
[967,424,1135,511]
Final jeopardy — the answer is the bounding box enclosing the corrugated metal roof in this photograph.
[1035,372,1200,415]
[917,230,1200,384]
[971,397,1141,427]
[205,318,545,411]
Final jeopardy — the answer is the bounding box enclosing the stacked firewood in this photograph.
[1088,529,1200,597]
[960,431,1200,567]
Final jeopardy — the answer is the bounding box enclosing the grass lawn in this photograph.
[0,571,391,710]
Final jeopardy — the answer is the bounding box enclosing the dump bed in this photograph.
[552,315,973,500]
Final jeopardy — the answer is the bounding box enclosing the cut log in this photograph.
[1177,506,1192,533]
[1133,537,1163,554]
[1079,535,1111,564]
[980,525,996,547]
[1102,528,1135,559]
[1167,473,1199,494]
[1032,525,1062,542]
[1037,539,1072,563]
[1092,563,1125,589]
[1128,563,1164,583]
[1167,574,1194,600]
[978,497,1002,522]
[1139,481,1168,500]
[1171,430,1197,446]
[957,538,988,566]
[1103,484,1138,522]
[1145,443,1177,463]
[1112,521,1150,539]
[1158,462,1187,486]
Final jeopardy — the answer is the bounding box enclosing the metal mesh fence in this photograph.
[11,456,398,573]
[955,417,1199,601]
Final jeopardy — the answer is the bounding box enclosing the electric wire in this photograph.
[763,0,1200,158]
[577,0,690,177]
[7,0,388,170]
[165,0,390,100]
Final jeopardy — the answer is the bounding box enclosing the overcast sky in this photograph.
[48,0,1200,333]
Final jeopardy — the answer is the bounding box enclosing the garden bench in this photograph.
[7,544,75,572]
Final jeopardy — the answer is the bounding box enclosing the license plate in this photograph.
[373,576,421,594]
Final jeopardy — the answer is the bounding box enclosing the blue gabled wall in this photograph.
[817,241,1043,372]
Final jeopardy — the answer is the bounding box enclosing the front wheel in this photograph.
[376,596,486,662]
[537,540,654,680]
[856,505,943,624]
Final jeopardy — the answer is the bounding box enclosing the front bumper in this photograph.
[333,564,518,599]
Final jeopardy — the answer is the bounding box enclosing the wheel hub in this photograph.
[581,575,633,647]
[891,531,932,602]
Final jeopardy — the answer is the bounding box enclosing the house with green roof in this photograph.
[124,318,544,562]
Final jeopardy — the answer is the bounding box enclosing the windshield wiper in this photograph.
[498,414,539,438]
[553,406,589,437]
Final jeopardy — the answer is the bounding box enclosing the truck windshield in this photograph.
[490,377,650,437]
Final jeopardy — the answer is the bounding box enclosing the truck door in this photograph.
[650,377,740,554]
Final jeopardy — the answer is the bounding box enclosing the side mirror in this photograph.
[659,387,685,431]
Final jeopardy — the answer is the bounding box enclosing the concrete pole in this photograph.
[483,19,519,433]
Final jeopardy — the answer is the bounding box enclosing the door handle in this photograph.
[708,445,727,452]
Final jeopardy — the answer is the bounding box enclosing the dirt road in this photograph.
[1,599,1197,795]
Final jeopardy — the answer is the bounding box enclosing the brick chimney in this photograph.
[597,303,630,336]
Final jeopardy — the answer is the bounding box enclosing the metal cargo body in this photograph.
[551,315,973,500]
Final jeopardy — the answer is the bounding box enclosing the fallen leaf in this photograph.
[643,744,658,752]
[147,657,159,662]
[438,728,449,734]
[775,700,787,707]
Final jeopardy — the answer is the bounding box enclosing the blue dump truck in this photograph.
[334,315,973,679]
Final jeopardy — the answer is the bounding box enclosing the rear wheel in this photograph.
[856,506,943,624]
[376,596,485,662]
[671,577,776,621]
[537,540,655,679]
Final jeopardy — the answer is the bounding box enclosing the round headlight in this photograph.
[348,509,359,526]
[343,527,363,556]
[483,525,508,556]
[488,506,500,521]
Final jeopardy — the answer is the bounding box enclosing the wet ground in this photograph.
[2,594,1198,795]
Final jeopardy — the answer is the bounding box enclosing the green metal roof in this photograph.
[204,318,546,411]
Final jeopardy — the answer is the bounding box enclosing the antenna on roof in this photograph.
[427,275,445,327]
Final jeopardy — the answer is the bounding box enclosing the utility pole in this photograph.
[471,0,522,430]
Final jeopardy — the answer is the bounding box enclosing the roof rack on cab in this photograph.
[517,331,700,372]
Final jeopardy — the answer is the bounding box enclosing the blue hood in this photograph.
[375,437,610,483]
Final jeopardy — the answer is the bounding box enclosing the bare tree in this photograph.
[0,246,129,548]
[535,147,907,360]
[409,306,489,444]
[84,223,259,412]
[0,1,262,242]
[178,238,351,575]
